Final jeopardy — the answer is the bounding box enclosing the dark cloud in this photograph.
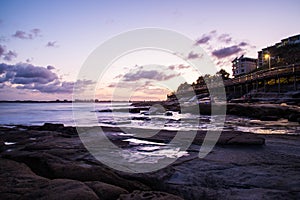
[0,63,94,93]
[195,36,211,45]
[187,51,202,59]
[46,41,58,47]
[0,45,4,56]
[12,29,41,40]
[123,69,180,81]
[239,42,249,47]
[3,50,17,61]
[195,31,255,61]
[195,30,216,45]
[0,45,17,61]
[212,45,243,59]
[47,65,55,70]
[18,79,94,94]
[12,31,30,39]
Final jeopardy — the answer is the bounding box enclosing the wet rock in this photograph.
[226,134,265,145]
[288,113,300,123]
[164,111,173,116]
[97,109,112,112]
[132,116,151,121]
[118,190,184,200]
[4,151,149,192]
[1,125,299,200]
[227,103,300,121]
[129,107,149,113]
[21,179,99,200]
[0,158,97,200]
[259,116,280,121]
[85,181,128,200]
[0,158,49,199]
[41,123,64,131]
[0,138,4,152]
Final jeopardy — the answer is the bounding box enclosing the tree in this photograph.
[216,69,230,80]
[177,82,191,92]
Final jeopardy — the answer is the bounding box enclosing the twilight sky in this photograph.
[0,0,299,100]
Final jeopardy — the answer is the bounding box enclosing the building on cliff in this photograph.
[232,55,257,77]
[258,34,300,69]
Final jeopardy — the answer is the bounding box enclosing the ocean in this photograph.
[0,102,299,135]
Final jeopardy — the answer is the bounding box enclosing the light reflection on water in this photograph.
[0,102,299,135]
[121,147,189,164]
[1,102,299,163]
[120,138,189,163]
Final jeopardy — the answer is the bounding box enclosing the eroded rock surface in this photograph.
[0,125,299,199]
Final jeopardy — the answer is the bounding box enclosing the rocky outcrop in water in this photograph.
[131,101,300,122]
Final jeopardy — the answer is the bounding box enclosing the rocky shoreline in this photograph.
[130,101,300,122]
[0,123,299,199]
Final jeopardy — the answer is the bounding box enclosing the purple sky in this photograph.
[0,0,299,100]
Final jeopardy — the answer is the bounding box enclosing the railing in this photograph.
[175,64,300,95]
[224,64,300,86]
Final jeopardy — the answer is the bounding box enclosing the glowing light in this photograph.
[264,54,270,59]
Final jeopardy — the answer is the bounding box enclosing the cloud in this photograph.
[31,28,41,37]
[46,41,58,47]
[212,45,243,59]
[3,50,17,61]
[0,45,4,56]
[0,45,17,61]
[168,64,191,70]
[12,29,41,39]
[218,34,232,44]
[239,42,249,47]
[17,79,94,94]
[195,31,255,65]
[177,64,191,69]
[123,69,180,82]
[12,31,30,39]
[187,51,203,59]
[168,65,175,70]
[0,63,94,94]
[195,30,216,45]
[47,65,55,70]
[26,57,33,63]
[195,36,211,45]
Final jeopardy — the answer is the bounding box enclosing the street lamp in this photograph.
[264,53,271,69]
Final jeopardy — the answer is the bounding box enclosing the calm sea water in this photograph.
[0,102,299,135]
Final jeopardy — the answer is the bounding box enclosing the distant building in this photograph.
[232,55,257,77]
[258,34,300,68]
